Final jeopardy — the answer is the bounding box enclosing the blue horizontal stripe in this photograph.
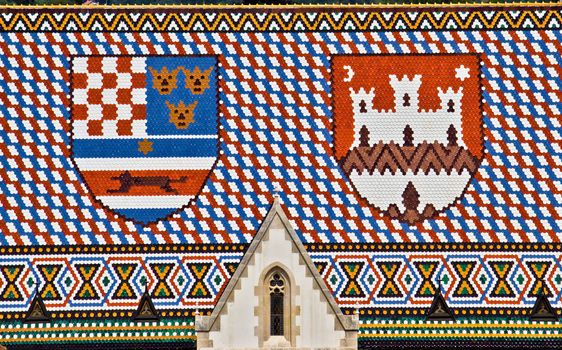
[113,208,179,226]
[72,138,217,158]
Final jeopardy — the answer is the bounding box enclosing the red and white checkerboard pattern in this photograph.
[72,56,147,138]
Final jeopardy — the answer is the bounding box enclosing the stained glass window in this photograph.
[269,273,284,336]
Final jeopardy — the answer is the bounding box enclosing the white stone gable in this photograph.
[196,199,357,350]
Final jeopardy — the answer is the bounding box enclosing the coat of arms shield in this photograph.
[332,55,483,224]
[71,56,219,225]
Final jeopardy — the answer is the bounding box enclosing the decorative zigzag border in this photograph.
[0,8,559,31]
[0,244,560,320]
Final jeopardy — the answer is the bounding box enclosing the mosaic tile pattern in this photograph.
[0,5,560,348]
[311,249,562,311]
[0,9,559,32]
[0,30,560,245]
[332,54,483,225]
[71,55,219,225]
[0,245,560,316]
[0,248,243,315]
[0,318,195,346]
[359,317,562,344]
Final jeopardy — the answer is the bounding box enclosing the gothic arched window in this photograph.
[259,266,294,346]
[269,273,285,336]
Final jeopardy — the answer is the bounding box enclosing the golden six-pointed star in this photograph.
[138,139,154,155]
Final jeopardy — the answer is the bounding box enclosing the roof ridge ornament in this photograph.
[132,280,160,322]
[529,279,558,322]
[24,280,51,323]
[426,276,455,322]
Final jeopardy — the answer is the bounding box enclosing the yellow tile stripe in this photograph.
[0,3,559,9]
[0,324,194,333]
[0,335,196,344]
[0,10,559,31]
[361,333,562,339]
[362,322,562,329]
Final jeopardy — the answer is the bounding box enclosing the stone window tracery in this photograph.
[269,273,285,336]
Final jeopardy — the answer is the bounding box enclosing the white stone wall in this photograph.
[207,215,346,349]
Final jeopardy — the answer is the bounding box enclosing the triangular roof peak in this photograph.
[530,286,558,322]
[197,197,357,332]
[24,291,50,323]
[426,289,455,322]
[133,289,160,322]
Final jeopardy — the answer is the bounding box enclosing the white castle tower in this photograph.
[349,74,464,149]
[390,74,422,113]
[347,74,471,217]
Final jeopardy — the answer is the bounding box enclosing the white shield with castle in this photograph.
[332,55,483,224]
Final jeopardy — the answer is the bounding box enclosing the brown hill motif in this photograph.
[339,125,481,225]
[340,141,480,176]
